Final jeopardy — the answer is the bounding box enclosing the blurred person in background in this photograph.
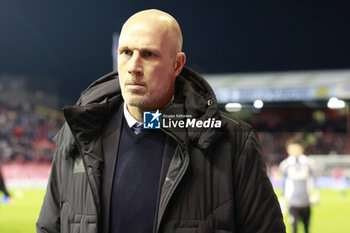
[331,168,347,197]
[37,9,285,233]
[0,167,11,203]
[279,138,318,233]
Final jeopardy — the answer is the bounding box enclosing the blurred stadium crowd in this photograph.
[258,131,347,167]
[0,100,64,163]
[248,108,348,166]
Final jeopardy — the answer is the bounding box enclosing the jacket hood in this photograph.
[161,67,223,149]
[61,67,223,150]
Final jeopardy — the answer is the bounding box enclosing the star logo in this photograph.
[151,109,162,122]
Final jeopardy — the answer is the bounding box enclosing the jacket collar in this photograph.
[61,67,223,152]
[62,71,122,146]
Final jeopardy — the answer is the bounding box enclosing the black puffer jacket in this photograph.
[37,67,285,233]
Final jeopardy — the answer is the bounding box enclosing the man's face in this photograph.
[118,21,177,109]
[287,143,304,158]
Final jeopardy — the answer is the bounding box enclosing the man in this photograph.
[279,139,317,233]
[37,9,285,233]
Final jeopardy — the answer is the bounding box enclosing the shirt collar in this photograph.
[123,102,141,128]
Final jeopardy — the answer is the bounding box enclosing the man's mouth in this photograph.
[126,82,146,90]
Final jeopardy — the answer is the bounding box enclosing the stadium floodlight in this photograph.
[225,103,242,112]
[254,99,264,109]
[327,97,346,109]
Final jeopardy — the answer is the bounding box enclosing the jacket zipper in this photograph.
[156,129,190,233]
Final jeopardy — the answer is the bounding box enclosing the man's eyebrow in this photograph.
[118,46,130,51]
[118,45,160,52]
[140,47,160,52]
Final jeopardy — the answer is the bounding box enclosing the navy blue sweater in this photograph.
[109,119,165,233]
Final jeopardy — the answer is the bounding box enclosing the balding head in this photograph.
[121,9,183,54]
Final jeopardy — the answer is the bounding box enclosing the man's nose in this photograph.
[128,53,143,76]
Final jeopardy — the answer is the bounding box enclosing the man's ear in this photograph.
[174,52,186,77]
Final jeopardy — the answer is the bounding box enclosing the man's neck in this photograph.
[126,105,144,122]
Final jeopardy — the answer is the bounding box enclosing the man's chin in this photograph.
[125,98,149,107]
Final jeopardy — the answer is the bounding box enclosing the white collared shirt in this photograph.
[123,102,142,128]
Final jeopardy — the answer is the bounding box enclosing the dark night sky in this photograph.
[1,0,350,105]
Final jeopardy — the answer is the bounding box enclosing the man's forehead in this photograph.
[119,22,168,47]
[121,19,169,37]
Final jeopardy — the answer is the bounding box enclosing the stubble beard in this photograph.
[123,84,172,108]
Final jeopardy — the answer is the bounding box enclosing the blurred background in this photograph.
[0,0,350,232]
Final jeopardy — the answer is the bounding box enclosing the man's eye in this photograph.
[122,50,131,55]
[144,51,154,57]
